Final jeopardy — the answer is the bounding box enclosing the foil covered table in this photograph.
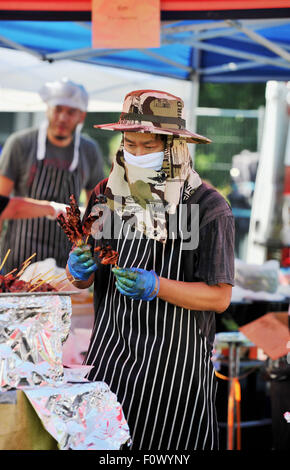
[0,292,72,390]
[25,381,131,450]
[0,292,131,449]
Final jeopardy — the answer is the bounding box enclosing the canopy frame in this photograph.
[0,18,289,81]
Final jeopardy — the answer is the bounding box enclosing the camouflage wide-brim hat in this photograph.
[94,89,211,144]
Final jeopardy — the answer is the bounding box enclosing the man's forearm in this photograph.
[157,277,232,313]
[1,197,55,219]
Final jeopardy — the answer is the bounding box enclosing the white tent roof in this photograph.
[0,47,192,113]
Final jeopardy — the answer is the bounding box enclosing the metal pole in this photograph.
[187,48,201,165]
[227,342,235,450]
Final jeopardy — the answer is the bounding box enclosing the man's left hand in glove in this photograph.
[112,267,160,301]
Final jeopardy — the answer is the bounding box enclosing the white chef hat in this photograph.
[39,77,88,112]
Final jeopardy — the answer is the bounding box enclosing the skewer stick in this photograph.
[29,272,66,292]
[57,273,83,289]
[29,281,46,292]
[22,252,37,265]
[58,279,76,290]
[16,252,37,277]
[16,263,32,278]
[4,268,18,277]
[29,277,55,292]
[30,269,54,281]
[28,268,54,283]
[0,249,11,271]
[49,274,68,287]
[51,272,67,281]
[44,273,67,288]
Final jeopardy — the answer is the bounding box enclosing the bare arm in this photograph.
[64,254,232,311]
[64,266,232,312]
[158,277,232,313]
[69,265,232,311]
[0,175,14,196]
[0,175,67,220]
[1,197,56,220]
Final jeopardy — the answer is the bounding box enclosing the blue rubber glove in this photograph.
[112,267,160,301]
[67,244,98,281]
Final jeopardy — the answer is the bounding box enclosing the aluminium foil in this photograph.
[24,381,131,450]
[0,292,72,390]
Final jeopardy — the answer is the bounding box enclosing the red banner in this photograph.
[0,0,288,11]
[161,0,290,10]
[91,0,160,49]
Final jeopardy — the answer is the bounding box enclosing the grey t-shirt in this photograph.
[0,127,104,197]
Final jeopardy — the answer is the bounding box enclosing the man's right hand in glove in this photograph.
[66,244,97,287]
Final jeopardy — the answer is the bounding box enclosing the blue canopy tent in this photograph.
[0,18,290,83]
[0,3,289,137]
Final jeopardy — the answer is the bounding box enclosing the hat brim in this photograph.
[93,122,211,144]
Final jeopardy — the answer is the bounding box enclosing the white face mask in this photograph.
[123,148,164,171]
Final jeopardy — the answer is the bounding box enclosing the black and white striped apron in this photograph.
[85,205,219,450]
[1,159,81,273]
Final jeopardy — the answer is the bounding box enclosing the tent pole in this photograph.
[188,50,201,165]
[0,34,43,59]
[227,20,290,64]
[176,37,290,69]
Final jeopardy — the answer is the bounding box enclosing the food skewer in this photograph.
[29,272,67,291]
[0,249,11,272]
[28,268,54,284]
[16,252,37,278]
[4,253,37,279]
[57,194,119,267]
[29,277,57,292]
[0,253,57,293]
[4,268,18,278]
[51,273,71,289]
[94,245,119,267]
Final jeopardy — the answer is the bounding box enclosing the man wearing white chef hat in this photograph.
[0,78,104,273]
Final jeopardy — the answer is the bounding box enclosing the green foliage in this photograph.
[82,112,120,177]
[199,83,266,109]
[194,82,266,190]
[194,150,232,192]
[195,151,216,172]
[195,112,259,187]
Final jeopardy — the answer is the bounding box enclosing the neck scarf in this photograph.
[103,136,202,243]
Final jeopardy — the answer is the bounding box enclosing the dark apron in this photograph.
[84,184,219,450]
[1,159,82,273]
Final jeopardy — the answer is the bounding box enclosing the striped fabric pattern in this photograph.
[84,181,234,450]
[1,160,80,272]
[0,127,104,273]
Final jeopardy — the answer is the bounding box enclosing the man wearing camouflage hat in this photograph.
[66,89,235,450]
[0,78,104,273]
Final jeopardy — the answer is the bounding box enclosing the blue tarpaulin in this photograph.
[0,18,290,83]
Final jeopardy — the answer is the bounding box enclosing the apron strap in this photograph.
[69,122,82,172]
[37,120,48,161]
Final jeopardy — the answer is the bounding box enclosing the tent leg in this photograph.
[187,50,200,165]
